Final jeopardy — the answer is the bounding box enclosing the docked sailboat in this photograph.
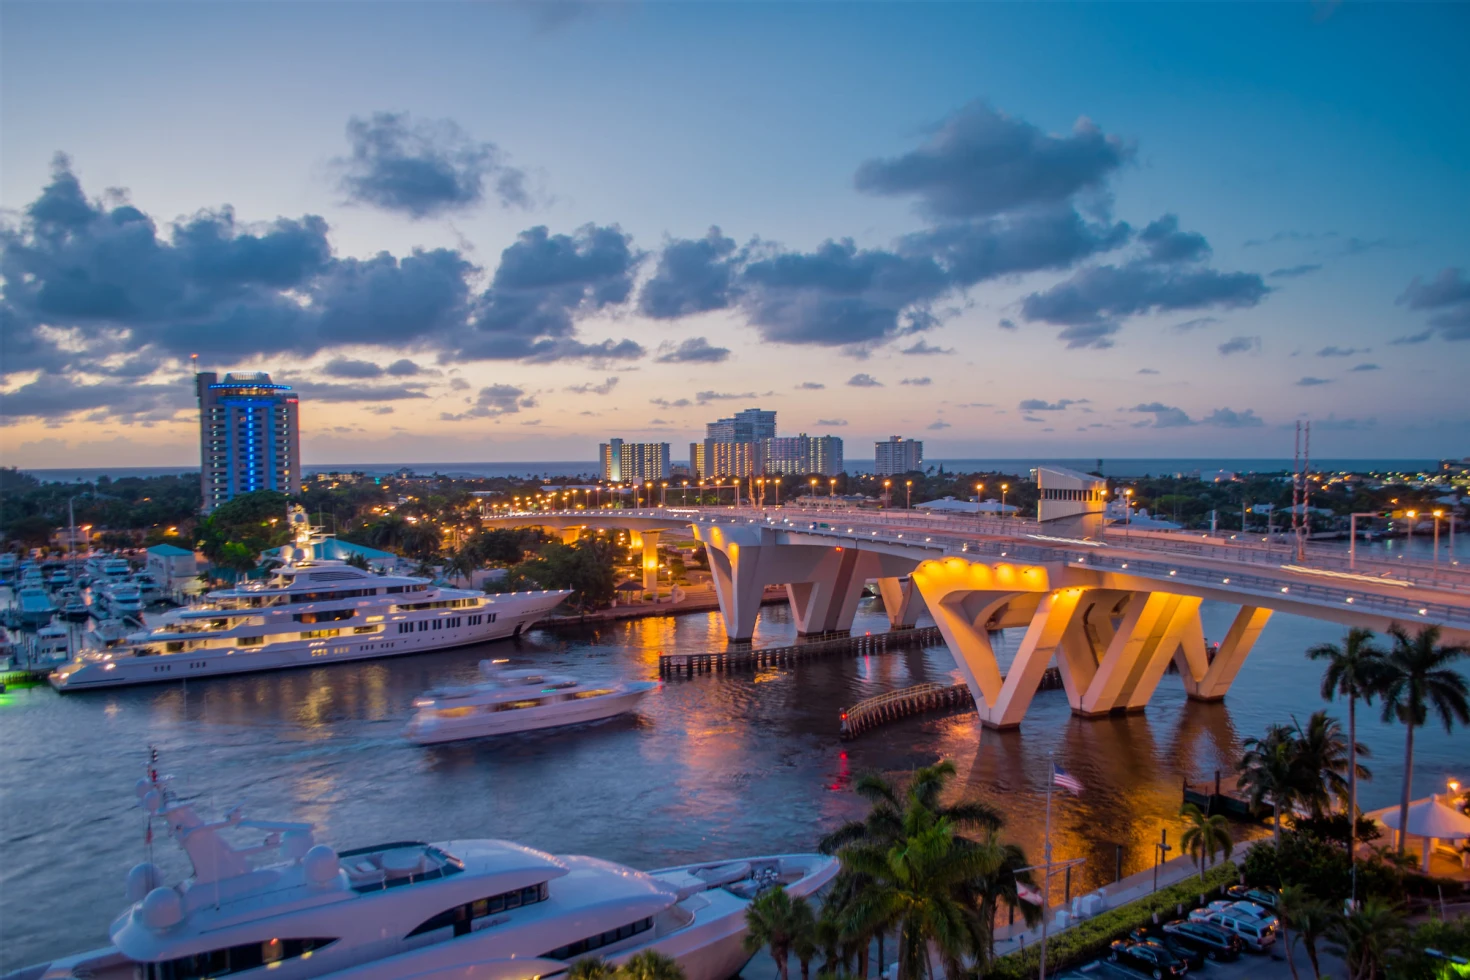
[406,661,658,745]
[11,757,838,980]
[50,507,572,692]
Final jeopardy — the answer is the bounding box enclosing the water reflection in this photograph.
[0,595,1462,971]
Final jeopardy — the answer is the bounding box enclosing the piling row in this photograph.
[839,667,1065,740]
[658,625,944,677]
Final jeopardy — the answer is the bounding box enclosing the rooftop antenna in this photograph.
[191,353,199,374]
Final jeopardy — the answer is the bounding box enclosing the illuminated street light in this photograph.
[906,479,913,510]
[1001,483,1009,518]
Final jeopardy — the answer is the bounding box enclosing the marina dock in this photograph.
[658,624,945,676]
[838,670,1065,739]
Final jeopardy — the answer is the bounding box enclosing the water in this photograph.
[0,598,1463,970]
[19,457,1445,484]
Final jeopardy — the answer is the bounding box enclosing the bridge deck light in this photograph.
[1346,597,1354,603]
[1419,608,1428,615]
[1169,570,1177,576]
[1222,577,1230,584]
[1281,587,1289,593]
[1121,562,1128,569]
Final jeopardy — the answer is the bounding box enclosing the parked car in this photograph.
[1161,918,1245,961]
[1128,928,1205,970]
[1108,939,1189,978]
[1186,908,1277,951]
[1225,884,1279,909]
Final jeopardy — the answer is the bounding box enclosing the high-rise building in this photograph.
[704,440,762,478]
[600,440,671,482]
[689,442,706,479]
[763,434,844,476]
[874,436,923,476]
[705,408,776,444]
[197,372,301,514]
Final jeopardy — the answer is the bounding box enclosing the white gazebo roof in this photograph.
[1380,797,1470,839]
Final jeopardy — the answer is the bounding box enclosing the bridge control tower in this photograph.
[1034,465,1108,537]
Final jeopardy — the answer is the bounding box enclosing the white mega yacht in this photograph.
[405,662,658,745]
[49,509,571,692]
[12,758,838,980]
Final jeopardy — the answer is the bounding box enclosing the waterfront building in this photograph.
[1034,465,1108,535]
[703,440,762,478]
[196,372,301,514]
[763,434,845,476]
[874,436,922,476]
[601,440,672,482]
[705,408,776,444]
[689,442,706,479]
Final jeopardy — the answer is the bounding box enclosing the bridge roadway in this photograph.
[481,505,1469,728]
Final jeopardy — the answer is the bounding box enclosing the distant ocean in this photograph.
[18,457,1444,484]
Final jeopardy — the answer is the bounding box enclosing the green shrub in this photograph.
[1386,917,1470,980]
[983,861,1239,979]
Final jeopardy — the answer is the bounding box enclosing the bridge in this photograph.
[480,504,1469,729]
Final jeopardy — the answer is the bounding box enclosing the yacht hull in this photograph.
[406,683,658,744]
[48,595,568,692]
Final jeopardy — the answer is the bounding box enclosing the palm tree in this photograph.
[1377,624,1470,854]
[567,957,616,980]
[791,897,819,980]
[1277,885,1331,980]
[1309,627,1384,827]
[1179,803,1234,883]
[443,547,477,586]
[744,887,806,980]
[960,832,1040,966]
[1292,710,1371,819]
[616,950,686,980]
[1237,723,1306,847]
[1327,898,1406,980]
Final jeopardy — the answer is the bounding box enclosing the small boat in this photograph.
[405,660,658,745]
[11,755,838,980]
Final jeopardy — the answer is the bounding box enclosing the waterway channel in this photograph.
[0,590,1464,970]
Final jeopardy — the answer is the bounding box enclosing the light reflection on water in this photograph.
[0,593,1463,969]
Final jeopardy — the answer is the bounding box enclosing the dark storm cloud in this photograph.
[0,374,191,425]
[655,337,731,363]
[336,112,529,219]
[1397,268,1470,340]
[1138,215,1209,264]
[638,227,740,318]
[854,102,1132,219]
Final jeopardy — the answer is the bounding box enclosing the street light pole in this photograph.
[1433,510,1443,572]
[1349,512,1379,570]
[1002,483,1009,518]
[906,480,913,510]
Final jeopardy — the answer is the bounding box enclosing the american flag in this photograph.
[1053,765,1083,795]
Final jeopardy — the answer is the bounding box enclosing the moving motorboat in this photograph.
[50,506,572,692]
[11,757,838,980]
[406,661,658,745]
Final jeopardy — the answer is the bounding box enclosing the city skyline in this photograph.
[3,3,1468,467]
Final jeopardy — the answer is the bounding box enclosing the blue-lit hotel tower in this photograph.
[196,372,302,513]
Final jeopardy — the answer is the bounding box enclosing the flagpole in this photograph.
[1040,750,1054,980]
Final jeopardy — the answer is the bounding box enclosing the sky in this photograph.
[2,1,1468,468]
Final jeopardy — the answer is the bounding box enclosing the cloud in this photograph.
[1137,368,1159,375]
[1308,415,1377,431]
[846,373,883,387]
[563,376,619,395]
[322,357,386,379]
[1130,402,1194,427]
[1200,407,1264,428]
[816,418,848,426]
[335,112,529,218]
[649,397,693,408]
[899,377,932,386]
[926,420,952,430]
[695,390,756,403]
[1269,264,1322,279]
[439,383,534,421]
[1396,267,1470,340]
[1389,329,1434,346]
[1022,415,1044,423]
[796,382,826,390]
[1296,376,1333,386]
[1139,214,1210,263]
[1349,363,1381,372]
[0,374,192,425]
[853,102,1131,219]
[287,381,431,402]
[638,227,740,318]
[901,339,955,355]
[1218,335,1261,356]
[1316,346,1365,357]
[1243,230,1336,248]
[655,336,731,363]
[366,406,394,415]
[997,318,1017,331]
[1018,398,1078,411]
[0,158,644,383]
[386,358,425,376]
[1172,316,1220,332]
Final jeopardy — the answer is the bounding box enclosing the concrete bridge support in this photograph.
[1177,605,1272,702]
[876,577,923,629]
[640,530,661,595]
[559,526,582,545]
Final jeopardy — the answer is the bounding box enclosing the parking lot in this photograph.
[1059,945,1348,979]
